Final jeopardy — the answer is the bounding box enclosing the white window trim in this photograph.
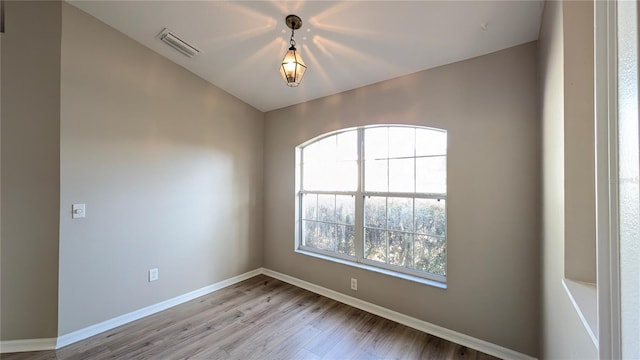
[594,0,622,357]
[295,248,447,289]
[294,125,447,285]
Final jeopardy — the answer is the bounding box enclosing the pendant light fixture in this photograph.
[280,14,306,87]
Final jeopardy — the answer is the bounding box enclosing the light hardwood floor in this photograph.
[2,275,500,359]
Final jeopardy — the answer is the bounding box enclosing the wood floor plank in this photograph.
[222,294,333,359]
[355,315,402,359]
[2,275,503,360]
[183,284,310,358]
[303,304,364,357]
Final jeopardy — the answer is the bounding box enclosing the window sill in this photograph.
[295,249,447,289]
[562,278,598,347]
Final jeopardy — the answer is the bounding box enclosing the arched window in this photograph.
[296,125,447,283]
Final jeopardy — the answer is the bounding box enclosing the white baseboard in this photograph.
[0,338,56,353]
[262,268,537,360]
[56,268,262,349]
[0,268,262,353]
[2,267,536,359]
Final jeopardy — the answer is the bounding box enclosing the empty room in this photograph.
[1,0,638,359]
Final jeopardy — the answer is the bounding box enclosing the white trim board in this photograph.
[262,268,537,360]
[2,267,536,359]
[56,268,262,349]
[0,338,57,353]
[562,278,598,347]
[0,268,262,353]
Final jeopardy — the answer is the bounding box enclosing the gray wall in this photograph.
[264,42,540,357]
[1,1,61,340]
[539,1,597,358]
[57,4,263,335]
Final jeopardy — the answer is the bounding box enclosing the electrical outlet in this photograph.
[350,278,357,291]
[149,268,159,282]
[72,204,86,219]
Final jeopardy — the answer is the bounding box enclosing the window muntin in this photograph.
[302,131,358,192]
[297,125,447,282]
[301,193,356,257]
[363,196,446,276]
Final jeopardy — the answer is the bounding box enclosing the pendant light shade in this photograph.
[281,15,306,87]
[281,46,306,87]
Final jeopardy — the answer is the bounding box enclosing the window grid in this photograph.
[297,125,447,282]
[362,195,446,276]
[301,192,357,258]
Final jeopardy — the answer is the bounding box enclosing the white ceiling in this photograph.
[68,1,543,112]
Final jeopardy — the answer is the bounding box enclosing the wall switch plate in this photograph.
[149,268,159,282]
[350,278,357,291]
[72,204,86,219]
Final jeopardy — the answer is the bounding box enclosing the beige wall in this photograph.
[1,2,602,356]
[563,1,596,283]
[0,1,61,340]
[57,4,263,335]
[539,1,597,358]
[264,43,540,357]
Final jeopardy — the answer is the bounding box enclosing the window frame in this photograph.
[295,125,447,284]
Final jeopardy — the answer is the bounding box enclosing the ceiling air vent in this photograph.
[157,28,199,58]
